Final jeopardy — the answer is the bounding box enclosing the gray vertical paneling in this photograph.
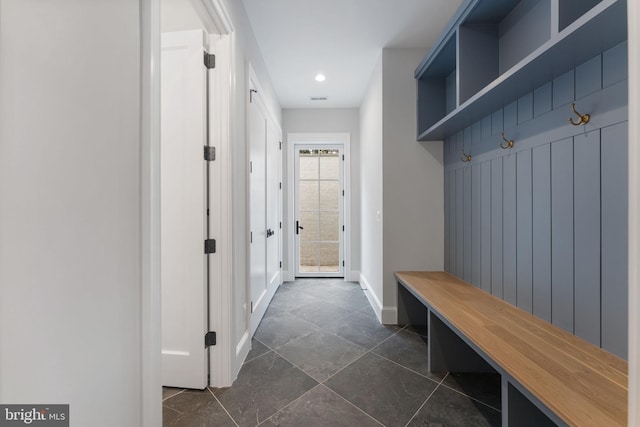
[573,130,601,346]
[455,131,464,156]
[449,170,457,275]
[532,145,552,322]
[444,171,450,272]
[502,154,517,306]
[551,138,574,333]
[472,121,482,145]
[553,70,575,109]
[575,55,602,99]
[472,164,482,287]
[456,168,464,278]
[464,126,473,154]
[480,161,492,293]
[517,92,533,124]
[504,101,518,128]
[534,82,552,117]
[516,149,533,313]
[491,158,503,298]
[603,41,628,88]
[601,122,628,358]
[463,166,473,282]
[482,115,492,140]
[492,108,503,135]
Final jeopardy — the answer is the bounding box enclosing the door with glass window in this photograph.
[295,146,344,277]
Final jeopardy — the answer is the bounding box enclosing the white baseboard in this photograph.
[282,270,295,282]
[348,270,360,282]
[380,305,398,324]
[234,330,251,380]
[359,272,398,324]
[359,273,382,322]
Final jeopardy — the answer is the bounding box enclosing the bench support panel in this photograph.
[428,310,495,374]
[397,282,428,330]
[507,382,559,427]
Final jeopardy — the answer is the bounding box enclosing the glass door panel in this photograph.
[295,147,343,277]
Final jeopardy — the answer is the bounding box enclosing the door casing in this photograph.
[286,133,352,282]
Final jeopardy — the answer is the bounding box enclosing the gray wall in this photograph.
[443,42,629,358]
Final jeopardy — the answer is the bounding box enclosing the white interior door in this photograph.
[295,146,344,278]
[249,76,282,334]
[249,85,268,333]
[160,30,208,389]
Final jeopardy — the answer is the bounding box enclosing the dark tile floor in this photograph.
[163,278,502,427]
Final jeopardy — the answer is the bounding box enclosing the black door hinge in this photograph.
[342,225,345,231]
[279,221,282,229]
[250,232,253,243]
[342,260,345,267]
[250,89,258,103]
[280,261,282,268]
[204,146,216,161]
[342,190,345,196]
[279,182,282,189]
[205,331,216,347]
[205,239,216,254]
[342,154,345,161]
[204,52,216,69]
[279,141,282,150]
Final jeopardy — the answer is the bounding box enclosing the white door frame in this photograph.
[247,64,283,334]
[287,133,352,282]
[294,144,345,278]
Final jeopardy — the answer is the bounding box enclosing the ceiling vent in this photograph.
[310,96,328,101]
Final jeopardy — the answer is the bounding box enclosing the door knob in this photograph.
[296,221,304,235]
[266,228,274,238]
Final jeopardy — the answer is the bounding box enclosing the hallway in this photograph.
[162,279,501,426]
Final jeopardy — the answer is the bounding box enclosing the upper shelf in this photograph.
[415,0,627,141]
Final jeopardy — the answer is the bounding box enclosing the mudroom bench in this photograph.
[395,271,627,426]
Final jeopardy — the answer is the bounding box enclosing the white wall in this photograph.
[161,0,206,32]
[359,57,385,312]
[0,1,145,426]
[381,48,444,321]
[628,0,640,424]
[220,0,282,377]
[358,48,444,323]
[282,108,361,277]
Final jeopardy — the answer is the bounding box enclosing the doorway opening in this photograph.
[287,133,352,281]
[295,147,344,277]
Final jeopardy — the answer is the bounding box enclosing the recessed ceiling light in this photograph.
[315,73,326,82]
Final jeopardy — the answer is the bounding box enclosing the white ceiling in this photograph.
[242,0,464,109]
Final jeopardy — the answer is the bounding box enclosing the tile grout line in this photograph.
[404,380,444,427]
[320,384,386,427]
[371,352,443,384]
[207,387,240,427]
[162,388,187,402]
[254,384,324,427]
[315,324,406,394]
[436,380,503,413]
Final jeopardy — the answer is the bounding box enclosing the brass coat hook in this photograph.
[460,149,472,163]
[569,102,590,126]
[500,132,514,149]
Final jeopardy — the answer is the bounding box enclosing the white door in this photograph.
[266,120,282,292]
[160,30,208,389]
[295,146,344,277]
[249,85,268,332]
[249,78,282,333]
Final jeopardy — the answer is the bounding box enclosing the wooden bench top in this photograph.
[395,271,628,427]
